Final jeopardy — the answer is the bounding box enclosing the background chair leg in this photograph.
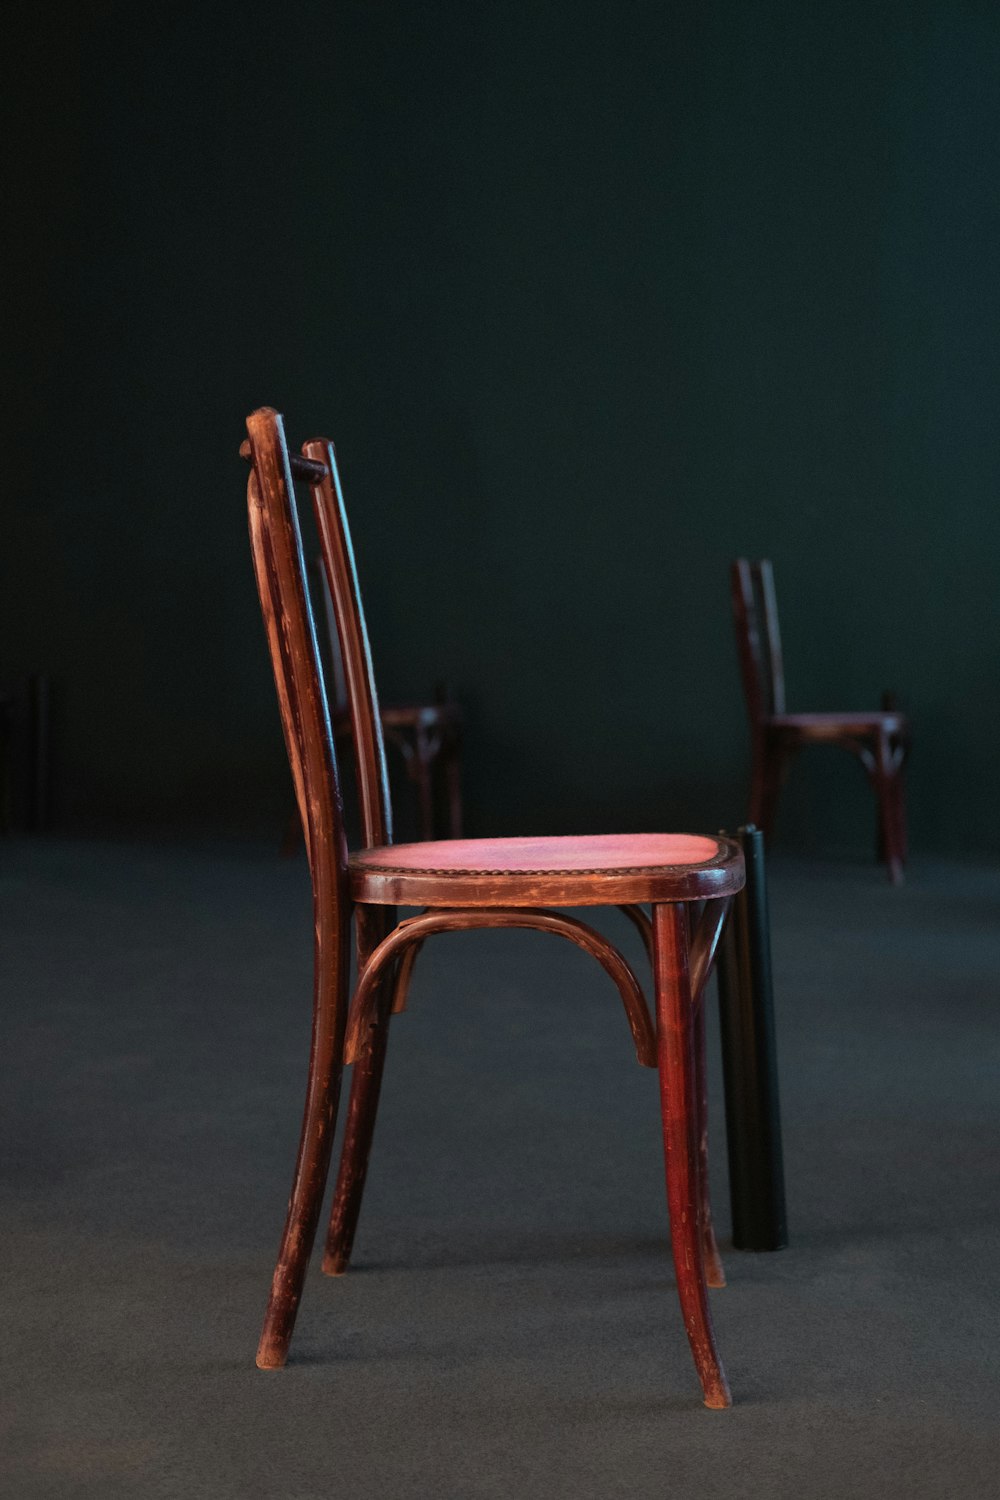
[653,903,731,1409]
[749,740,786,842]
[413,731,436,841]
[875,732,903,885]
[715,826,788,1252]
[445,739,463,839]
[892,769,908,866]
[323,908,396,1276]
[257,900,347,1368]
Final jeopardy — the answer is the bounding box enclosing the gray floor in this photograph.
[2,838,999,1498]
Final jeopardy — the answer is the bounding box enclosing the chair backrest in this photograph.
[311,556,350,720]
[243,407,392,864]
[730,558,786,723]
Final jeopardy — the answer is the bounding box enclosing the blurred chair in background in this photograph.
[731,558,910,883]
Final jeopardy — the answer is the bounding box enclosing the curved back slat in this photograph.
[247,479,313,869]
[245,407,349,887]
[304,438,393,850]
[756,560,785,714]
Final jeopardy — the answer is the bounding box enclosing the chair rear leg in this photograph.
[653,904,732,1408]
[892,756,908,867]
[875,732,903,884]
[323,1014,392,1275]
[694,988,726,1288]
[323,907,396,1276]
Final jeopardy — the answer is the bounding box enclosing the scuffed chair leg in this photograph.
[653,904,731,1409]
[257,905,347,1368]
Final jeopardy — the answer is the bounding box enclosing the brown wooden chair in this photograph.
[731,559,910,883]
[281,560,463,852]
[242,406,750,1408]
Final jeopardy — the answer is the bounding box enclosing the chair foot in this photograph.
[256,1331,290,1369]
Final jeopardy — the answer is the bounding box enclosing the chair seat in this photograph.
[350,832,744,908]
[769,711,907,739]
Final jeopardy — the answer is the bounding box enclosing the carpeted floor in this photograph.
[1,838,998,1498]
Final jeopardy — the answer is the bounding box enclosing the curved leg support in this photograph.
[391,936,424,1015]
[619,904,653,962]
[653,903,731,1409]
[343,907,656,1068]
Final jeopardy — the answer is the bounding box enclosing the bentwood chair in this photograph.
[731,559,910,883]
[242,406,749,1409]
[281,562,463,852]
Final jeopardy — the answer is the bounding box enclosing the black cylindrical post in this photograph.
[716,824,787,1250]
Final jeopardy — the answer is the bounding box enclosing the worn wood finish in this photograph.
[243,406,747,1406]
[244,413,351,1369]
[653,904,731,1407]
[732,558,911,883]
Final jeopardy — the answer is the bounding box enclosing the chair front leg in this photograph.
[323,905,397,1276]
[653,903,731,1408]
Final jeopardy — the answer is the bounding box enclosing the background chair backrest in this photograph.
[731,559,786,723]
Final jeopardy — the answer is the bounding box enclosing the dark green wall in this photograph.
[4,1,999,854]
